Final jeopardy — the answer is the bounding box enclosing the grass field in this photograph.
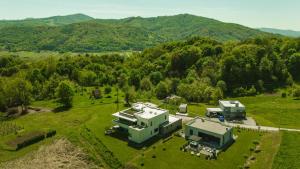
[272,131,300,169]
[0,87,299,168]
[131,130,265,169]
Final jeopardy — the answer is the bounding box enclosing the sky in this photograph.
[0,0,299,30]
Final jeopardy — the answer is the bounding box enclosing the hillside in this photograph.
[259,28,300,37]
[0,14,272,52]
[0,14,93,28]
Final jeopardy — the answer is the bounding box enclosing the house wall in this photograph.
[185,125,233,148]
[129,111,169,143]
[160,118,182,136]
[219,103,246,119]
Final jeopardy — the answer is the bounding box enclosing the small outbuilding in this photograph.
[179,104,188,114]
[185,117,233,149]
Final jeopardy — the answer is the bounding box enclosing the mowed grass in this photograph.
[237,94,300,129]
[0,89,294,169]
[131,130,263,169]
[250,132,282,169]
[272,131,300,169]
[166,94,300,129]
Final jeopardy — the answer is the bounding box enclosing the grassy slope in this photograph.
[272,131,300,169]
[0,91,297,169]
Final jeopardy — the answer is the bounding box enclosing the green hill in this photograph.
[0,14,272,52]
[0,14,94,28]
[259,28,300,37]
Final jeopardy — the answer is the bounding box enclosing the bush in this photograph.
[104,86,112,94]
[293,88,300,98]
[45,129,56,138]
[282,92,287,98]
[7,131,45,150]
[152,154,156,158]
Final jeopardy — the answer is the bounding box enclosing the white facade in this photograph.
[113,102,176,144]
[179,104,187,113]
[219,100,246,119]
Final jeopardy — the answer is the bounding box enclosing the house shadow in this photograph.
[109,130,161,150]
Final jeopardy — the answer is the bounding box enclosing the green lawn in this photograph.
[131,130,263,169]
[0,90,298,168]
[237,94,300,129]
[272,131,300,169]
[163,94,300,129]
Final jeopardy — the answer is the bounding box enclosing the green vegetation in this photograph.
[0,14,271,52]
[237,94,300,129]
[132,130,263,169]
[259,28,300,38]
[0,14,93,28]
[272,132,300,169]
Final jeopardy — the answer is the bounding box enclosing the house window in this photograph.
[154,128,158,132]
[141,122,145,126]
[150,121,152,126]
[190,129,193,135]
[165,115,167,120]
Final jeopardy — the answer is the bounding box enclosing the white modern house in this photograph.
[112,102,182,144]
[206,100,246,120]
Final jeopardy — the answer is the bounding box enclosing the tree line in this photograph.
[1,36,300,112]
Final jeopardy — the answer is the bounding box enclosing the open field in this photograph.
[0,138,99,169]
[272,131,300,169]
[131,130,267,169]
[169,94,300,129]
[0,88,299,168]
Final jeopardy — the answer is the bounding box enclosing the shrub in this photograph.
[104,86,112,94]
[152,155,156,158]
[293,88,300,98]
[281,92,287,98]
[253,140,260,145]
[45,129,56,138]
[7,131,45,150]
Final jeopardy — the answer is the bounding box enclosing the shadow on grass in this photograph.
[53,106,71,113]
[109,130,161,150]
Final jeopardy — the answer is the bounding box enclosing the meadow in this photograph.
[1,86,297,169]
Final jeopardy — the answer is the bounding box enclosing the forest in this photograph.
[0,14,271,52]
[1,36,300,112]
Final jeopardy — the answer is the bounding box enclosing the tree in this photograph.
[124,86,136,106]
[128,70,141,89]
[216,80,227,93]
[6,78,32,113]
[104,86,112,94]
[288,53,300,81]
[155,82,169,100]
[140,77,152,91]
[78,70,97,86]
[150,71,163,85]
[55,81,74,108]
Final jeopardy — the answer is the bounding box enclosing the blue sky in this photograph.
[0,0,299,30]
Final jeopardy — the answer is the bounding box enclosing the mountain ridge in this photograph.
[0,14,274,52]
[259,28,300,37]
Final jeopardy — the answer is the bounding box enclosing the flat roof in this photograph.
[112,112,137,122]
[187,118,232,135]
[206,108,223,112]
[219,100,245,108]
[179,104,187,108]
[114,103,168,120]
[136,106,167,119]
